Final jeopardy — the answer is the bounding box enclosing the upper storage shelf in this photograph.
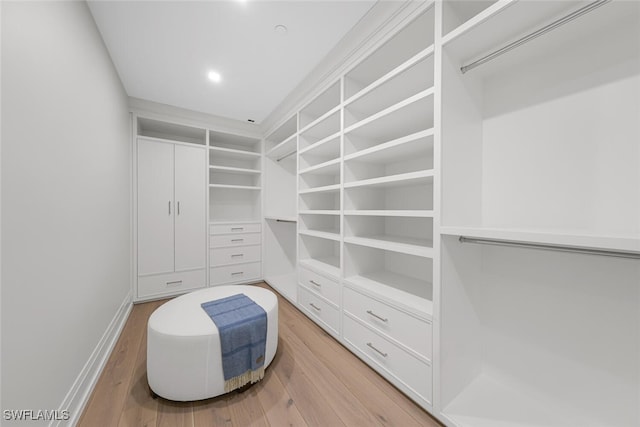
[299,81,341,131]
[137,117,206,145]
[440,0,640,249]
[344,6,435,101]
[265,115,297,160]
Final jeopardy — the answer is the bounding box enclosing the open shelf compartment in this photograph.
[440,234,640,427]
[345,6,435,100]
[344,243,433,319]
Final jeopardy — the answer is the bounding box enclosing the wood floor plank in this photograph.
[254,346,310,427]
[277,317,385,427]
[192,395,233,427]
[271,336,347,427]
[224,386,270,427]
[116,306,158,427]
[79,284,442,427]
[77,302,157,427]
[155,400,193,427]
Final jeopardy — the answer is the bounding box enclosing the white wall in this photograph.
[1,1,131,424]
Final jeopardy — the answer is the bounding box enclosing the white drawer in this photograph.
[210,233,261,248]
[299,266,340,306]
[297,285,340,335]
[343,315,432,403]
[137,269,205,299]
[210,223,261,235]
[210,245,261,267]
[343,287,432,358]
[210,262,261,286]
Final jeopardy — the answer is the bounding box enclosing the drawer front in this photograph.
[210,245,261,267]
[210,233,261,248]
[137,269,205,299]
[343,315,432,403]
[210,262,261,286]
[299,266,340,306]
[343,287,432,358]
[297,286,340,334]
[210,223,261,235]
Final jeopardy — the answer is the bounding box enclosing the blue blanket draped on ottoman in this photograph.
[201,293,267,392]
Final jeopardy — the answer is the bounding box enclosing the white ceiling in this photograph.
[88,0,377,125]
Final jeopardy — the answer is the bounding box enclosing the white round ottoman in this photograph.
[147,285,278,401]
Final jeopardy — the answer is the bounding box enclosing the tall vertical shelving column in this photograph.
[264,115,298,302]
[208,130,263,286]
[297,80,342,337]
[340,7,436,409]
[437,1,640,426]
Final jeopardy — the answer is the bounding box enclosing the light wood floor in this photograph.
[78,283,442,427]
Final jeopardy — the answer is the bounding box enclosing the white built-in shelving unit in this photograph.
[438,1,640,426]
[263,115,298,302]
[208,131,262,222]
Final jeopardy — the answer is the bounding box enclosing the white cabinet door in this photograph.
[137,139,175,276]
[174,144,206,272]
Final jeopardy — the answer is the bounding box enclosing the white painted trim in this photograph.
[130,97,261,139]
[51,291,133,427]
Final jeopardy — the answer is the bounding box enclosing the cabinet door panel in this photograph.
[174,144,206,271]
[137,139,175,275]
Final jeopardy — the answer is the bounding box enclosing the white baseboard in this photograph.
[51,291,133,427]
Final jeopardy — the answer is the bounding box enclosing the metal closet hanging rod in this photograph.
[460,0,612,74]
[458,236,640,259]
[277,150,297,162]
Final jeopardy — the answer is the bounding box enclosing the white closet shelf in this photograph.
[345,88,434,136]
[299,132,340,156]
[299,104,341,136]
[266,133,297,159]
[137,134,206,147]
[299,158,341,176]
[209,165,261,175]
[299,257,341,278]
[442,373,590,427]
[344,210,434,218]
[345,129,434,163]
[344,170,434,190]
[209,145,261,159]
[299,210,340,216]
[298,184,341,194]
[442,0,589,69]
[299,229,341,242]
[210,220,261,225]
[209,184,262,191]
[345,235,434,258]
[264,215,297,223]
[442,0,514,46]
[345,45,435,107]
[344,272,433,320]
[440,226,640,254]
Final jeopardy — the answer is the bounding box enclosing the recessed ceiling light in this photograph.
[274,24,288,35]
[207,70,222,83]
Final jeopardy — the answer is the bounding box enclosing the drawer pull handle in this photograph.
[366,342,388,358]
[166,280,182,287]
[309,303,321,311]
[231,271,244,276]
[231,239,244,242]
[231,227,244,231]
[309,280,321,287]
[231,254,244,258]
[366,310,388,323]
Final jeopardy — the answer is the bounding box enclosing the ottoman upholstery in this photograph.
[147,285,278,401]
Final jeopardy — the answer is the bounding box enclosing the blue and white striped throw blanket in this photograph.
[201,293,267,392]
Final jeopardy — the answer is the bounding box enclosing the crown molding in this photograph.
[129,97,262,138]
